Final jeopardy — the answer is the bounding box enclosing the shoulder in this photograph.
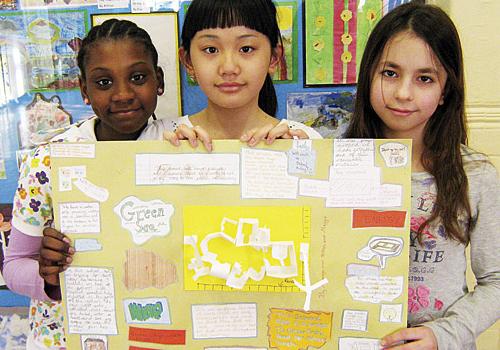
[139,116,192,140]
[460,144,498,179]
[285,120,323,139]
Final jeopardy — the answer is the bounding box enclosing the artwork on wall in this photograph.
[0,0,16,10]
[303,0,384,86]
[273,2,298,83]
[0,10,88,91]
[18,92,72,149]
[92,12,182,118]
[20,0,96,9]
[287,91,355,138]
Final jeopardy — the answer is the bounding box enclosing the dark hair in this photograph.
[345,3,471,244]
[77,19,159,80]
[181,0,282,116]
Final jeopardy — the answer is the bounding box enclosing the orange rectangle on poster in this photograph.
[128,327,186,345]
[352,209,406,228]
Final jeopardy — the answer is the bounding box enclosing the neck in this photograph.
[94,119,143,141]
[191,102,277,139]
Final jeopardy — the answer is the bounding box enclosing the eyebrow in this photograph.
[197,34,258,40]
[88,61,150,74]
[381,61,439,74]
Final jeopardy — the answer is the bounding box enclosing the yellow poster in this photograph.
[53,139,412,350]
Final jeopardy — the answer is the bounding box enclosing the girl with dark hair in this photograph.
[141,0,321,151]
[345,3,499,349]
[3,19,166,349]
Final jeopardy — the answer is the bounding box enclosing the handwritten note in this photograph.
[288,139,316,176]
[268,308,332,350]
[64,267,117,334]
[50,143,95,158]
[339,337,380,350]
[333,139,374,168]
[59,202,100,234]
[135,153,239,185]
[299,178,329,198]
[341,309,368,331]
[379,142,409,168]
[191,303,257,339]
[241,148,298,199]
[345,275,404,303]
[74,239,102,252]
[73,178,109,202]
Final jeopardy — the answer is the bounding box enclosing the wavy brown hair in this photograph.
[345,3,471,244]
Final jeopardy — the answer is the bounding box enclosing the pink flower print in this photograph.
[434,298,444,311]
[408,285,431,313]
[410,216,435,239]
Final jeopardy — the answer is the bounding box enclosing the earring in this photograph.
[188,74,197,83]
[157,87,163,94]
[84,98,90,105]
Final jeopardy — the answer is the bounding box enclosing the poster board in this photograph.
[52,139,412,350]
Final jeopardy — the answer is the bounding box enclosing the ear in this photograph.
[268,44,283,75]
[79,76,91,105]
[179,47,195,78]
[156,67,165,95]
[439,94,445,105]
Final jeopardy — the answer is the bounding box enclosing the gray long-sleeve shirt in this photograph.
[408,145,500,349]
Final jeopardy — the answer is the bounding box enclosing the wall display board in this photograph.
[51,139,412,349]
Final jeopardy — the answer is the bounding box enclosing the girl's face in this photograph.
[80,39,164,141]
[370,31,447,141]
[181,26,281,112]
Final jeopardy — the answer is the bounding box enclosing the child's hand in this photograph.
[163,124,213,152]
[39,227,74,287]
[380,326,437,349]
[241,122,309,147]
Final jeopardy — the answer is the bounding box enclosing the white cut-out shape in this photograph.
[379,142,408,168]
[357,236,403,269]
[74,239,102,252]
[265,242,297,277]
[346,263,380,277]
[114,196,174,245]
[293,243,328,311]
[123,298,171,325]
[81,334,107,350]
[338,337,380,350]
[59,166,86,192]
[380,304,403,323]
[191,303,257,339]
[235,218,259,246]
[73,177,109,202]
[220,217,238,234]
[185,218,301,289]
[341,309,369,331]
[345,275,404,304]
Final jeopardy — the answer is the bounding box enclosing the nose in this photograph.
[394,78,413,101]
[111,80,135,103]
[218,51,240,76]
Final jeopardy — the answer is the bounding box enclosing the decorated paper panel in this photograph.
[53,139,412,349]
[304,0,384,85]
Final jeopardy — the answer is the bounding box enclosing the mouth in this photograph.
[111,108,142,116]
[216,82,244,92]
[386,106,416,116]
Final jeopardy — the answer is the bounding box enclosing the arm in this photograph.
[3,145,56,301]
[423,163,500,350]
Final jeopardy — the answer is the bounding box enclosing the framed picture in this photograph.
[92,12,182,119]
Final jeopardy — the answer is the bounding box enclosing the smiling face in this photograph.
[370,31,447,142]
[181,26,280,112]
[80,38,164,141]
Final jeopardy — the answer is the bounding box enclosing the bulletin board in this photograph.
[51,139,412,349]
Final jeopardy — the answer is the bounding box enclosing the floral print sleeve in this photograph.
[11,144,53,237]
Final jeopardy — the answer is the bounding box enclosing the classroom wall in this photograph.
[431,0,500,348]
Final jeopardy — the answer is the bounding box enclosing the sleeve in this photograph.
[11,144,53,237]
[424,163,500,350]
[3,226,52,300]
[283,120,323,139]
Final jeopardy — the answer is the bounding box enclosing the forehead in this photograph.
[193,26,266,40]
[380,31,444,71]
[85,38,153,67]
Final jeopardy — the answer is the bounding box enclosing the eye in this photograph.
[95,78,112,88]
[131,73,146,83]
[240,46,254,54]
[382,70,397,78]
[203,46,218,54]
[419,75,434,83]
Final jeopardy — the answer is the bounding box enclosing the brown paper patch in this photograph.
[124,248,177,290]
